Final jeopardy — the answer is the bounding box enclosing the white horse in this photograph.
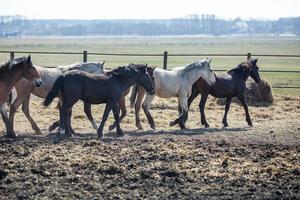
[8,61,105,134]
[130,58,216,130]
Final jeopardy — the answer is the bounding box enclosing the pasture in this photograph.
[0,94,299,199]
[0,36,300,199]
[0,36,299,95]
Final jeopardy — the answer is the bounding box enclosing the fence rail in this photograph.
[1,50,299,89]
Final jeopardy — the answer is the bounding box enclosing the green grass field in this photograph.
[0,36,299,95]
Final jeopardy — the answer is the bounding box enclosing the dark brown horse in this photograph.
[0,56,42,138]
[44,64,155,138]
[184,58,261,127]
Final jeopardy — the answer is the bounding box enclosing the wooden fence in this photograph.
[1,50,299,89]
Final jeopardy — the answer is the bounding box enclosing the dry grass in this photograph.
[0,94,299,199]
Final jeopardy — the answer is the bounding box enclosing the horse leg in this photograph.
[199,94,210,128]
[67,108,76,134]
[9,94,25,133]
[112,103,124,136]
[134,88,145,130]
[184,86,201,123]
[222,97,232,127]
[238,95,252,126]
[0,104,16,138]
[109,97,126,131]
[48,100,62,132]
[21,96,42,134]
[97,103,113,138]
[84,102,97,129]
[142,94,155,130]
[170,95,188,129]
[58,101,74,137]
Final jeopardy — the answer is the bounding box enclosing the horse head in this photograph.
[244,58,261,83]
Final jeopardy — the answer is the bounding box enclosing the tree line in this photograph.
[1,15,299,37]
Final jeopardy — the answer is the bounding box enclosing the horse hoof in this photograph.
[169,121,176,127]
[136,125,144,130]
[117,131,124,137]
[223,123,229,127]
[248,122,253,127]
[7,132,17,139]
[205,124,210,128]
[179,124,186,130]
[108,125,115,132]
[150,125,156,130]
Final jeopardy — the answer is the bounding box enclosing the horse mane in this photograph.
[0,57,27,74]
[58,62,104,73]
[181,61,205,73]
[106,64,146,77]
[227,60,252,75]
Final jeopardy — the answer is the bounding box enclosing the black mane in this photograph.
[107,64,146,77]
[227,61,252,75]
[0,57,28,74]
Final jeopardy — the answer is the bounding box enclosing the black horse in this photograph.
[185,58,261,127]
[44,64,155,138]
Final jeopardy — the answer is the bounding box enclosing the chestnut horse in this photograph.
[8,61,105,134]
[0,56,42,138]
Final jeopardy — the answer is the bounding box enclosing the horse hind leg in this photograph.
[84,102,97,130]
[0,104,16,138]
[21,96,42,134]
[109,97,126,131]
[112,103,124,136]
[134,88,146,130]
[170,95,188,129]
[238,95,252,126]
[142,94,155,130]
[199,94,210,128]
[222,97,232,127]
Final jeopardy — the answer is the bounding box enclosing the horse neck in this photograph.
[182,68,205,85]
[116,73,139,90]
[4,69,24,90]
[230,68,250,82]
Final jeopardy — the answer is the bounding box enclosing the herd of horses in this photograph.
[0,55,261,139]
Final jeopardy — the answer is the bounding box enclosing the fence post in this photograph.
[10,52,15,60]
[83,50,87,62]
[247,52,251,60]
[163,51,168,70]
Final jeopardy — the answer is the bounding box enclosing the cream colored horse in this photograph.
[130,58,216,130]
[9,61,105,134]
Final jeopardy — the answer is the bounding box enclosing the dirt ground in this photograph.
[0,94,299,199]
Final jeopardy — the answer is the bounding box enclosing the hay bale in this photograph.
[216,79,273,107]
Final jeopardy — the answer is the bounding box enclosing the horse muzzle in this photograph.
[33,79,42,87]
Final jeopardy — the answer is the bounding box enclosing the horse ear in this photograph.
[101,60,106,66]
[253,58,258,65]
[208,58,212,64]
[27,55,31,63]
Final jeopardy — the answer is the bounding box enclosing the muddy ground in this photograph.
[0,95,299,199]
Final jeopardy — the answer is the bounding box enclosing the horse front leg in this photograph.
[0,104,16,138]
[84,102,97,129]
[238,95,252,126]
[97,103,113,139]
[199,94,209,128]
[183,85,201,124]
[142,94,155,130]
[112,103,124,136]
[222,97,232,127]
[21,96,42,134]
[134,88,145,130]
[9,94,26,133]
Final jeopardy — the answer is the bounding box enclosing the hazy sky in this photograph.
[1,0,299,20]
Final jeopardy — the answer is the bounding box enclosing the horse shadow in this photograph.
[0,126,249,145]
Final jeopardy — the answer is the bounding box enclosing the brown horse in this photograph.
[184,58,261,127]
[0,56,42,138]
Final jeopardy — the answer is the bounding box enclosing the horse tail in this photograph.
[43,75,64,107]
[130,84,138,108]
